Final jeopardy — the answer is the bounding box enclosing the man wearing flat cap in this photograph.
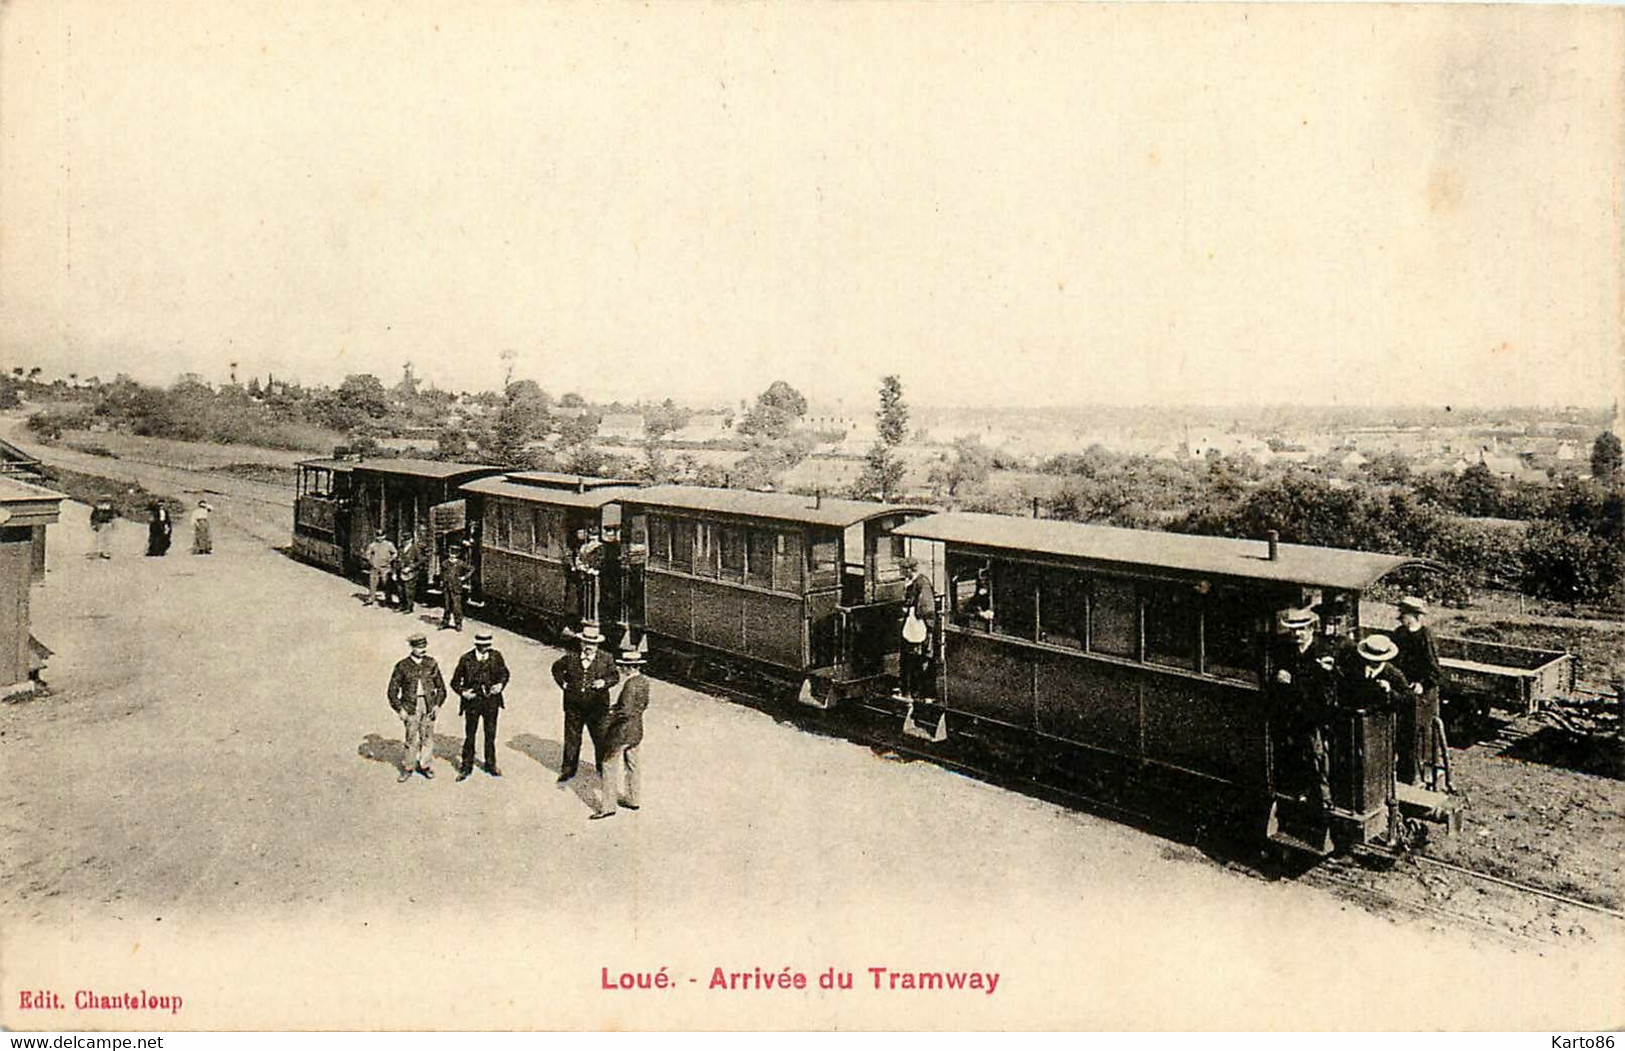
[1391,596,1443,786]
[388,632,447,782]
[1270,608,1339,816]
[451,631,510,780]
[439,543,471,631]
[550,624,619,784]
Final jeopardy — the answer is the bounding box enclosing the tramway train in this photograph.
[293,456,1458,856]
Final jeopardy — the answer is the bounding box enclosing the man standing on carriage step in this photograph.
[365,530,397,607]
[550,625,618,784]
[440,543,471,631]
[1270,608,1338,817]
[388,631,446,782]
[1391,596,1443,786]
[452,631,509,780]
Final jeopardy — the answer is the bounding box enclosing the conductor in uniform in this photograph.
[451,630,509,780]
[440,543,472,631]
[550,624,618,784]
[388,631,447,782]
[1391,596,1443,785]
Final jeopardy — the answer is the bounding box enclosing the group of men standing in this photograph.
[384,622,648,819]
[1271,595,1444,822]
[363,528,472,629]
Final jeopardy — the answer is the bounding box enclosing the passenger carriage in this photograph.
[292,458,356,573]
[617,486,928,703]
[892,512,1449,853]
[462,471,640,639]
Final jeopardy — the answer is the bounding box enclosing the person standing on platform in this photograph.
[146,502,173,557]
[550,625,618,785]
[451,631,509,780]
[594,645,650,820]
[89,495,117,559]
[395,530,420,614]
[439,544,471,631]
[191,501,213,555]
[364,530,397,606]
[1391,596,1444,786]
[387,631,446,782]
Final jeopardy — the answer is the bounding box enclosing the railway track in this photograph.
[651,663,1624,946]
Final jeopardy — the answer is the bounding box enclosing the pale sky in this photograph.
[2,2,1621,409]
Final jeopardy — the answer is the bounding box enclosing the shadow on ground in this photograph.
[1498,727,1623,780]
[509,732,602,811]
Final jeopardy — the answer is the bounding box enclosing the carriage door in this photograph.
[599,502,624,628]
[622,510,647,633]
[840,523,865,607]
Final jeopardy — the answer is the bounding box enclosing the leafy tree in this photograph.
[336,374,389,420]
[436,427,471,459]
[558,412,602,448]
[928,436,993,502]
[1592,431,1623,480]
[737,380,808,440]
[1452,462,1505,517]
[643,398,693,440]
[558,392,587,408]
[853,375,909,501]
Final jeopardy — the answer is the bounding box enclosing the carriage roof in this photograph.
[460,476,638,509]
[895,511,1425,591]
[346,458,503,481]
[625,485,923,529]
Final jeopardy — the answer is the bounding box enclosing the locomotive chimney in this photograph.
[1032,497,1040,519]
[815,488,823,509]
[1267,530,1279,561]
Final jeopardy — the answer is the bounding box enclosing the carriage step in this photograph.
[1394,781,1464,834]
[1266,802,1334,856]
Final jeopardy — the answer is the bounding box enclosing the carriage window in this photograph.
[808,529,839,589]
[648,516,670,569]
[1205,585,1260,683]
[507,504,531,554]
[947,555,993,630]
[670,519,695,573]
[773,532,804,592]
[487,503,510,549]
[1090,577,1138,658]
[1144,583,1199,671]
[719,526,745,583]
[694,522,718,578]
[746,528,774,589]
[872,530,907,584]
[1038,568,1087,650]
[990,560,1038,641]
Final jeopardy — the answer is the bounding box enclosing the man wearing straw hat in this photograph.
[451,631,510,781]
[1270,607,1338,815]
[550,624,619,784]
[387,631,447,782]
[593,643,651,820]
[1391,596,1443,786]
[1345,634,1410,717]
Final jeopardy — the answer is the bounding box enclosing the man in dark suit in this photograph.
[593,644,651,820]
[451,630,510,780]
[1269,608,1339,815]
[550,625,619,784]
[1391,596,1443,785]
[899,557,936,700]
[387,632,447,782]
[440,544,472,631]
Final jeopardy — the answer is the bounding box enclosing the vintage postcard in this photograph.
[1,0,1621,1033]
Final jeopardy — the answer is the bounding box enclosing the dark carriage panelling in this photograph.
[743,589,806,670]
[941,630,1035,728]
[293,535,345,572]
[1141,676,1265,785]
[1034,652,1140,757]
[482,548,568,612]
[646,570,807,670]
[692,579,747,654]
[645,572,694,641]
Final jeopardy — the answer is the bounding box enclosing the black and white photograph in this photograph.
[0,0,1620,1033]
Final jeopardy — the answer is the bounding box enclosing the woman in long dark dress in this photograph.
[145,502,173,556]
